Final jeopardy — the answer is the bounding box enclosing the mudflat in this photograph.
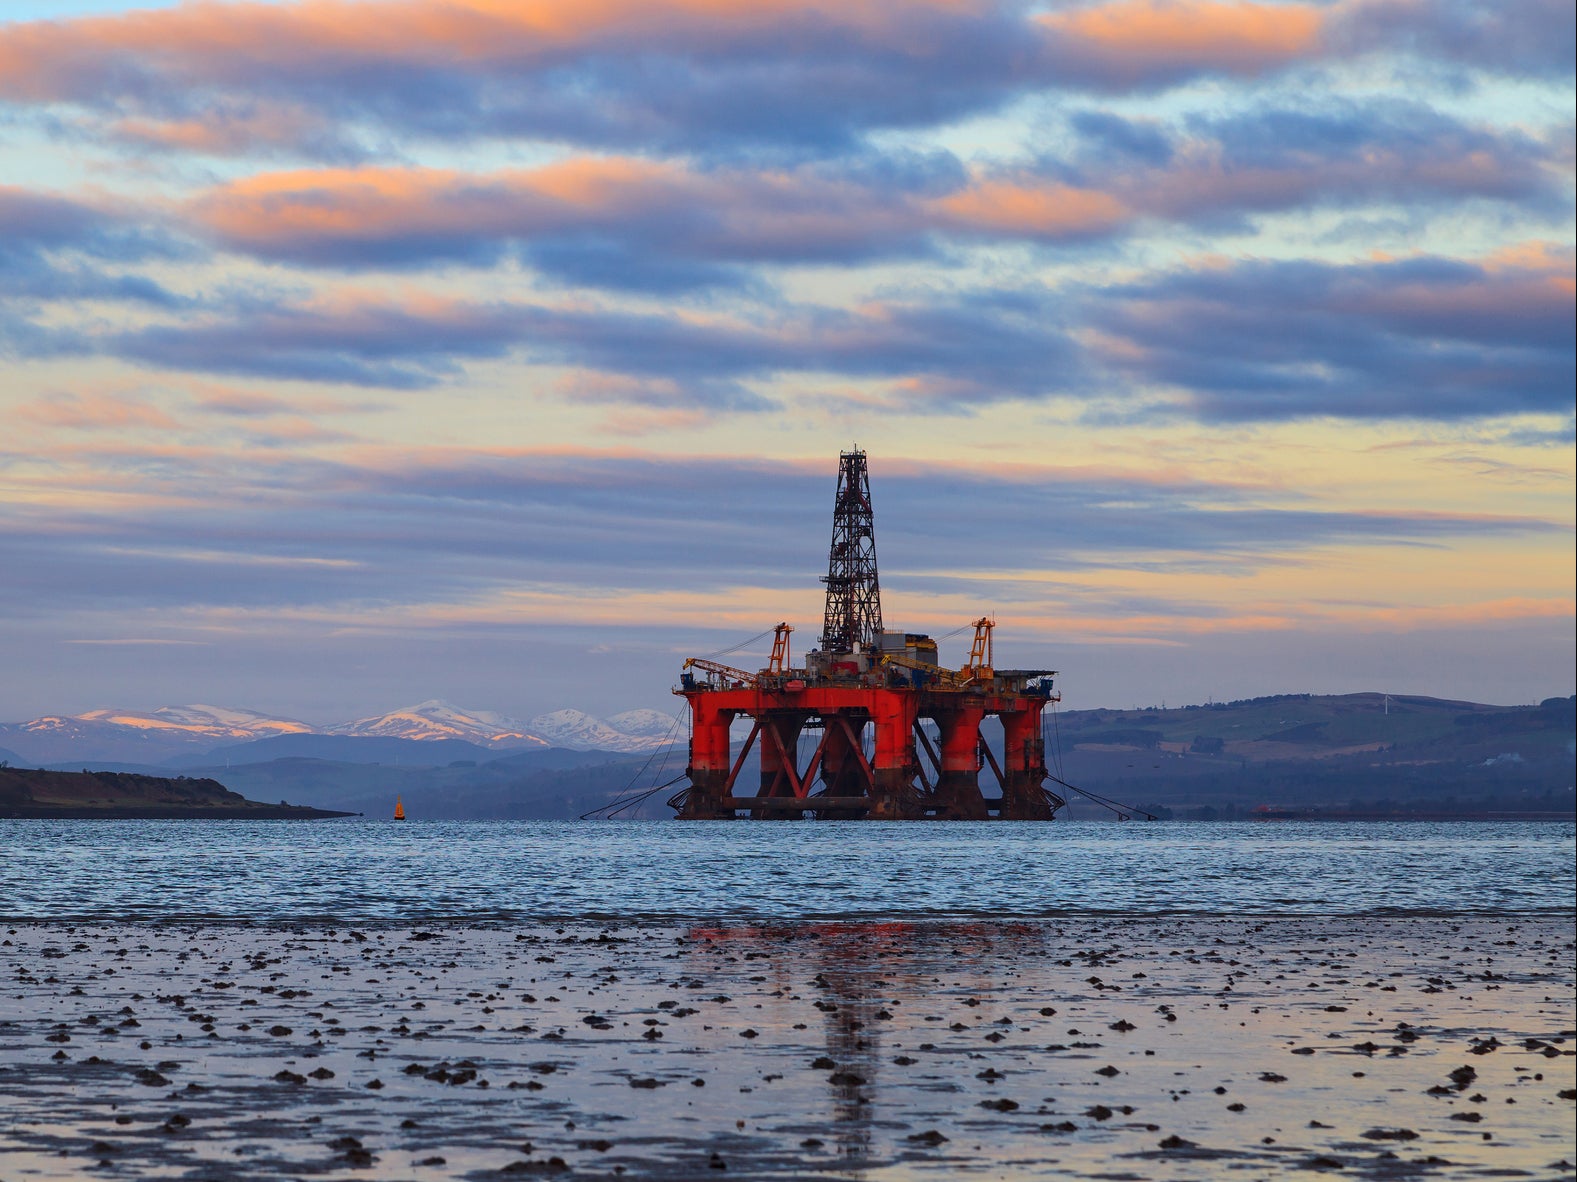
[1,916,1572,1180]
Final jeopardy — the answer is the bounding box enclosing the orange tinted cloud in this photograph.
[181,109,1556,269]
[1480,242,1576,302]
[18,392,177,432]
[0,0,1347,160]
[1332,597,1577,631]
[933,180,1129,239]
[0,0,985,97]
[0,1,1017,161]
[0,0,1324,98]
[187,158,921,265]
[1039,0,1324,82]
[1348,270,1574,337]
[108,108,329,154]
[1314,243,1576,344]
[192,159,683,248]
[0,0,1561,176]
[1482,240,1575,272]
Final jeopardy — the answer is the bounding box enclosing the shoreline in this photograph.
[4,811,1573,821]
[4,905,1575,928]
[2,914,1572,1179]
[0,806,357,819]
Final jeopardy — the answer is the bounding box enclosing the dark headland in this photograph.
[0,766,353,819]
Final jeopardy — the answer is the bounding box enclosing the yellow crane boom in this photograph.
[682,657,760,686]
[879,651,970,688]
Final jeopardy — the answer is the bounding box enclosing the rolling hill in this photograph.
[0,767,352,819]
[1047,693,1575,818]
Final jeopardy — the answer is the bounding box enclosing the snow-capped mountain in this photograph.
[0,700,681,764]
[527,708,678,753]
[606,708,683,740]
[326,700,547,749]
[0,705,312,764]
[320,701,677,753]
[77,705,313,738]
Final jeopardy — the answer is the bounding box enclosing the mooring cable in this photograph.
[579,703,689,820]
[603,772,689,820]
[1045,772,1158,821]
[1047,700,1066,782]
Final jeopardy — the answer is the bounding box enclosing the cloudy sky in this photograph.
[2,0,1572,725]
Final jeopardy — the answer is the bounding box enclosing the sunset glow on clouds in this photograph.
[1,0,1572,721]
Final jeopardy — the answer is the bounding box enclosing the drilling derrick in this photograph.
[820,450,882,657]
[672,451,1065,821]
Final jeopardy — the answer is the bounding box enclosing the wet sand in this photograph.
[1,916,1572,1180]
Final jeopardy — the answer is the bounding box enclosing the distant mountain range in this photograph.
[0,699,683,765]
[1,692,1568,821]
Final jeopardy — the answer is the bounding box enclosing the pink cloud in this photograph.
[191,160,690,248]
[3,0,1559,158]
[0,0,994,99]
[1038,0,1324,85]
[17,391,177,432]
[187,159,921,266]
[180,118,1560,271]
[932,179,1129,239]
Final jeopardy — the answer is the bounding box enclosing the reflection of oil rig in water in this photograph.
[670,450,1065,821]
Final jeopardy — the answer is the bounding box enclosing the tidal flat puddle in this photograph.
[0,915,1572,1180]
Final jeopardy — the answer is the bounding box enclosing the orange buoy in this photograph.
[393,795,406,821]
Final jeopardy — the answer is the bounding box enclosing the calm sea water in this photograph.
[1,819,1571,923]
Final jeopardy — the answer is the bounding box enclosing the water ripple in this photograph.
[1,819,1571,922]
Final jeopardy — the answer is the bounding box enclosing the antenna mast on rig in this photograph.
[820,449,883,654]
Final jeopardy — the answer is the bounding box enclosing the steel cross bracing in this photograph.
[820,450,883,654]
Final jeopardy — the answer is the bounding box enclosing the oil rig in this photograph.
[671,450,1065,820]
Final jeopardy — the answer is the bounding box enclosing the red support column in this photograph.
[931,702,989,819]
[868,692,920,819]
[998,700,1055,820]
[680,695,737,818]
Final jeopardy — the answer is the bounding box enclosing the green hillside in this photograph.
[1055,692,1571,757]
[0,766,351,819]
[1049,693,1575,819]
